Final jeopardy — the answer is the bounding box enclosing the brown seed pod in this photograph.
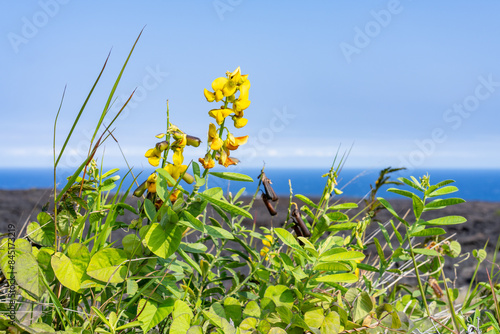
[262,193,277,216]
[291,208,311,238]
[428,278,443,298]
[259,172,278,202]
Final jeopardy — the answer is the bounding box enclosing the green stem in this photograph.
[438,256,460,333]
[407,234,431,317]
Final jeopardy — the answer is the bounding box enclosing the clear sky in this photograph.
[1,1,500,172]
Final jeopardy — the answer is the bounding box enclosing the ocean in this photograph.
[0,167,499,202]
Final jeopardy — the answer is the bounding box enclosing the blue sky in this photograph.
[1,1,500,171]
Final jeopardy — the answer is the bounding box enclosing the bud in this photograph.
[155,141,169,151]
[133,180,147,197]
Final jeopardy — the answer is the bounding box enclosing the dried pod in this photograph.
[262,193,277,216]
[291,208,311,238]
[428,278,443,298]
[292,223,304,237]
[259,171,278,201]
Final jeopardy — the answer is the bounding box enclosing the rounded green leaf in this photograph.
[27,221,55,247]
[268,328,287,334]
[144,223,183,259]
[137,298,175,333]
[87,248,128,283]
[51,243,90,292]
[304,307,325,328]
[321,311,341,334]
[15,252,46,298]
[264,285,295,310]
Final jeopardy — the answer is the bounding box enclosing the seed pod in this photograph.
[186,135,202,147]
[133,180,148,197]
[291,208,311,238]
[259,172,278,201]
[428,278,443,298]
[292,223,304,237]
[262,193,277,216]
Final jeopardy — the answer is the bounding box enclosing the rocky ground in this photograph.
[1,189,499,288]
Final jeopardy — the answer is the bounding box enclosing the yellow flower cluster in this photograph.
[260,235,273,261]
[136,125,200,201]
[200,67,250,169]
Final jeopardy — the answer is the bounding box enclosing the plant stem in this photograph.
[407,234,431,317]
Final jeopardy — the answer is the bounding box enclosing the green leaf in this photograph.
[209,172,253,182]
[377,197,408,226]
[352,291,373,322]
[274,228,301,249]
[398,177,424,192]
[224,297,242,326]
[328,203,358,210]
[425,198,465,209]
[264,285,295,310]
[243,300,261,319]
[304,307,325,328]
[186,326,203,334]
[387,188,417,200]
[412,195,424,219]
[410,227,446,237]
[296,194,318,209]
[192,161,201,177]
[328,223,357,231]
[423,215,467,225]
[412,248,441,257]
[143,198,156,222]
[268,328,287,334]
[137,298,175,333]
[122,234,142,257]
[27,213,55,247]
[87,248,128,283]
[144,223,183,259]
[373,238,386,267]
[326,212,349,222]
[202,309,236,334]
[316,273,358,284]
[170,314,192,334]
[428,186,458,197]
[205,225,234,239]
[15,252,46,298]
[181,211,205,233]
[321,311,341,334]
[198,193,252,220]
[179,242,208,253]
[51,243,90,292]
[321,251,365,262]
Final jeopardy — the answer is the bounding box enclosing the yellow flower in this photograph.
[164,163,194,186]
[204,89,215,102]
[145,147,162,167]
[233,116,248,129]
[225,133,248,151]
[217,150,239,167]
[238,79,250,100]
[172,148,184,166]
[208,108,233,125]
[262,235,273,248]
[208,123,224,150]
[233,98,251,113]
[260,246,269,258]
[212,77,228,91]
[146,173,157,193]
[169,189,181,203]
[199,154,215,169]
